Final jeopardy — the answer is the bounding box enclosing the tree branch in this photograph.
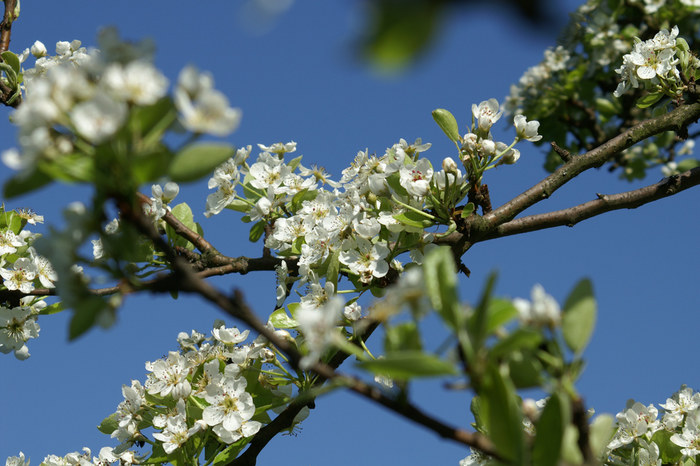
[483,102,700,228]
[0,0,20,107]
[482,167,700,239]
[434,102,700,253]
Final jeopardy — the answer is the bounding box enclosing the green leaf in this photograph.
[38,302,65,316]
[562,278,596,354]
[432,108,461,144]
[460,202,475,218]
[290,188,317,213]
[393,210,434,229]
[482,298,518,335]
[676,158,700,172]
[361,1,440,72]
[326,249,341,292]
[384,322,422,353]
[357,351,456,380]
[479,366,525,462]
[249,220,266,242]
[489,328,542,360]
[38,154,95,183]
[168,143,235,183]
[225,199,252,213]
[507,351,543,388]
[68,297,108,340]
[131,146,173,184]
[165,203,198,250]
[532,391,570,466]
[652,429,683,464]
[287,154,304,172]
[560,425,583,464]
[636,91,664,109]
[422,246,460,328]
[97,413,119,435]
[129,97,176,143]
[469,272,497,351]
[269,308,297,329]
[1,51,21,75]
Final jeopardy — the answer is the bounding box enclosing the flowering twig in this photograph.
[116,193,500,460]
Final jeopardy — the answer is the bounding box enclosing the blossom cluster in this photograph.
[606,386,700,462]
[2,30,240,173]
[0,207,55,359]
[613,26,681,97]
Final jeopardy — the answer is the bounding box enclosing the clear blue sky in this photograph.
[1,1,699,464]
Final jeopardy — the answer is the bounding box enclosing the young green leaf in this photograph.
[269,308,297,329]
[97,412,119,435]
[636,91,664,109]
[562,278,596,354]
[432,108,461,144]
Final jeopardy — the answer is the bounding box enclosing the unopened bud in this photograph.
[442,157,458,174]
[30,40,46,58]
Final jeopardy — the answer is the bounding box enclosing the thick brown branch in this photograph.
[483,167,700,239]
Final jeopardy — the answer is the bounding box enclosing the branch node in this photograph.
[551,141,573,162]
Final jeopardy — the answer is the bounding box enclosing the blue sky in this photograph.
[1,1,699,464]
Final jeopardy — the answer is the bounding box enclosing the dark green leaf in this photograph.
[357,351,456,380]
[508,351,543,388]
[169,143,235,183]
[361,1,440,72]
[562,278,596,354]
[131,146,172,184]
[652,429,683,463]
[249,220,266,242]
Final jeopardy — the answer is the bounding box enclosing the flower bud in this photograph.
[163,182,180,203]
[30,41,47,58]
[442,157,458,174]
